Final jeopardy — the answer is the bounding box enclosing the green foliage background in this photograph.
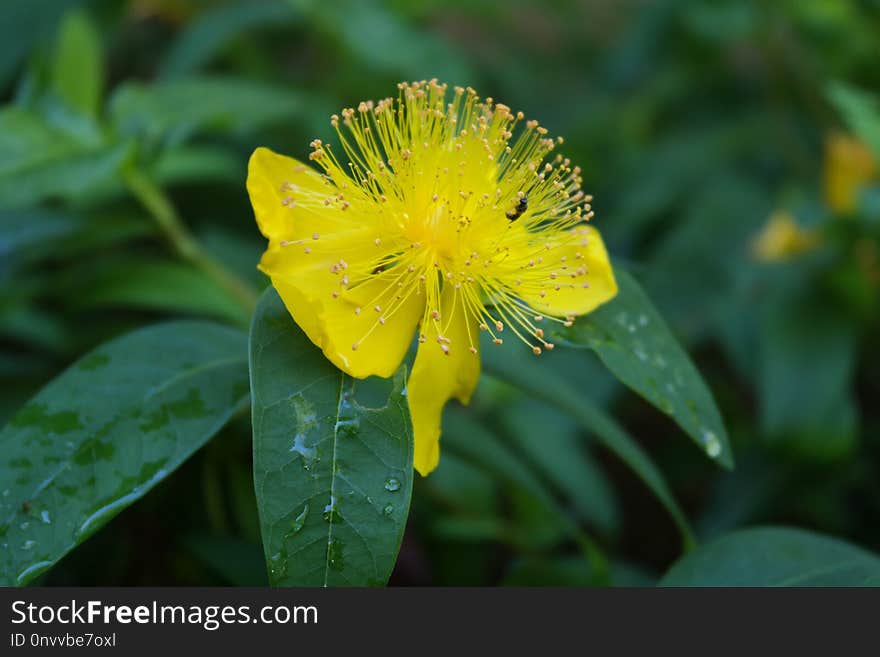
[1,0,879,586]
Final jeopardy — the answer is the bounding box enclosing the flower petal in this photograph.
[247,147,328,243]
[407,285,481,475]
[249,147,423,378]
[264,242,425,378]
[518,225,617,317]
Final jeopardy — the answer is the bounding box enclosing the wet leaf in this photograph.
[661,527,880,586]
[0,321,248,585]
[249,288,413,586]
[553,269,733,468]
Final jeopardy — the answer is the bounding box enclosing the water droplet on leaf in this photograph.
[327,538,345,571]
[701,429,722,458]
[290,504,309,534]
[290,433,318,469]
[323,496,341,522]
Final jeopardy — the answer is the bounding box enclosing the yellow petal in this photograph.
[518,225,617,317]
[751,210,818,262]
[263,238,425,378]
[824,132,876,215]
[249,147,423,378]
[407,285,481,475]
[247,147,329,243]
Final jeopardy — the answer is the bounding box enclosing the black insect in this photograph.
[506,195,528,221]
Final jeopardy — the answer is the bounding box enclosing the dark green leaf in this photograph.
[554,269,733,468]
[759,293,857,461]
[0,208,153,280]
[0,208,78,275]
[442,408,607,575]
[182,535,268,586]
[482,342,694,547]
[828,83,880,159]
[109,77,304,148]
[499,398,620,537]
[249,289,413,586]
[0,107,129,209]
[291,0,471,81]
[0,0,81,88]
[73,259,247,325]
[159,2,297,79]
[0,321,249,586]
[52,10,103,117]
[428,515,510,544]
[150,145,242,186]
[421,451,497,515]
[645,174,770,340]
[502,556,597,586]
[0,303,68,354]
[661,527,880,586]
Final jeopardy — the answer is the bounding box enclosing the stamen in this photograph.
[280,80,602,361]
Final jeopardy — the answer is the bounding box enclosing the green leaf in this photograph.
[0,107,129,209]
[249,289,413,586]
[482,343,694,547]
[0,208,78,276]
[52,10,103,117]
[442,409,608,576]
[498,398,620,538]
[0,321,249,586]
[828,83,880,160]
[502,556,597,586]
[661,527,880,586]
[759,292,858,461]
[420,451,497,515]
[554,269,733,468]
[182,535,268,586]
[72,259,247,325]
[645,174,769,340]
[109,77,304,148]
[290,0,471,82]
[159,2,297,79]
[0,0,81,88]
[150,145,242,186]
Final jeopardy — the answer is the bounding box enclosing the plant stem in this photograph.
[123,167,258,321]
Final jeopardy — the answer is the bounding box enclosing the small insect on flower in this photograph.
[506,194,528,221]
[247,80,618,475]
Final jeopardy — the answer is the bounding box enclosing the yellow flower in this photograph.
[247,80,617,475]
[824,131,876,215]
[752,210,818,262]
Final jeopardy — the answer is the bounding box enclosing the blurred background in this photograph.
[2,0,879,585]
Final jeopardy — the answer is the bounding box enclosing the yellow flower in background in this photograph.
[247,80,617,475]
[752,210,818,262]
[824,131,876,215]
